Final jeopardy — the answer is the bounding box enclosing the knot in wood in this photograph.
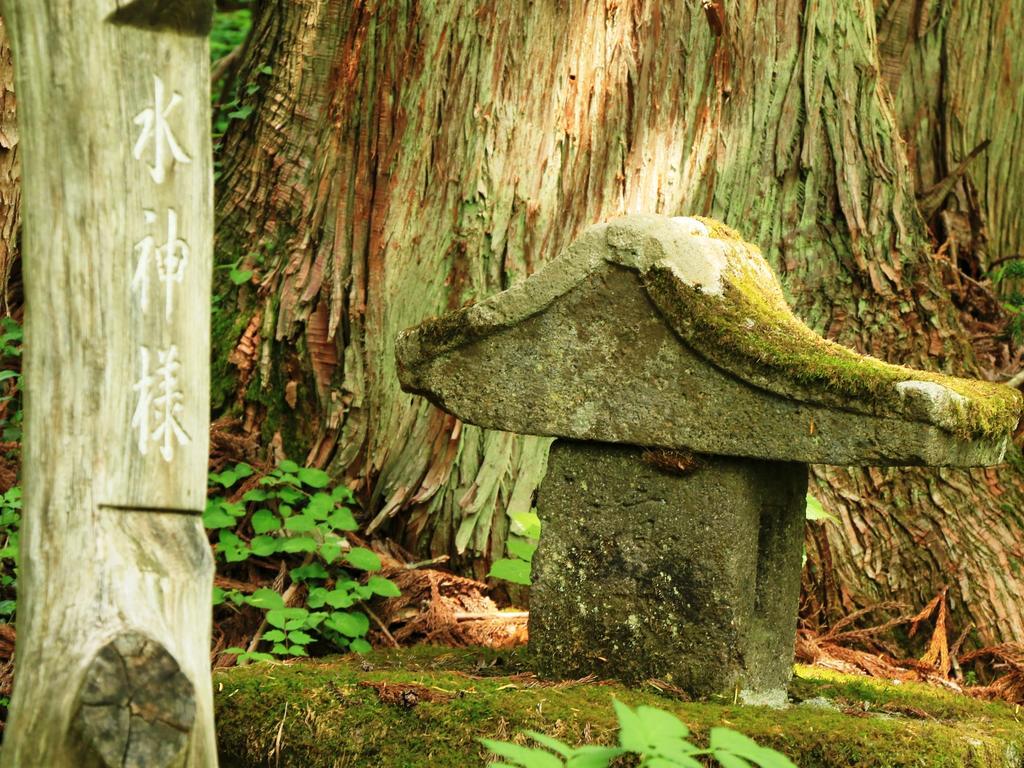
[74,631,196,768]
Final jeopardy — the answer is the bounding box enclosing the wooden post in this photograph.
[0,1,216,765]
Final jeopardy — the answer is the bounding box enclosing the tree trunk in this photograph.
[881,0,1024,275]
[0,16,17,312]
[215,0,1024,647]
[1,2,217,765]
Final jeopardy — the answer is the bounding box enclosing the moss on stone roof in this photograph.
[399,214,1021,446]
[635,217,1021,441]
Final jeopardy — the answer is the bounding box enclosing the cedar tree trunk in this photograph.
[0,17,17,311]
[215,0,1024,647]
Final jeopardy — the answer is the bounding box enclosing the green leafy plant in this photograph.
[990,258,1024,344]
[804,494,838,525]
[0,487,21,621]
[210,8,251,64]
[0,317,22,622]
[488,509,540,586]
[215,256,255,286]
[210,7,252,138]
[208,461,397,663]
[483,699,797,768]
[0,317,23,443]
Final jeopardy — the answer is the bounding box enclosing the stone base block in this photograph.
[529,440,807,700]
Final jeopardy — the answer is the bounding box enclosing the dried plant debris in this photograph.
[960,644,1024,704]
[371,565,527,649]
[797,592,1024,706]
[640,448,702,475]
[208,417,262,474]
[358,680,453,707]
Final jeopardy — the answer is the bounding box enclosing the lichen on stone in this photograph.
[634,216,1022,441]
[397,214,1021,451]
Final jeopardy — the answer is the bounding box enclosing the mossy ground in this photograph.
[214,645,1024,768]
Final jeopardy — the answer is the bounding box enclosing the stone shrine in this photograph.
[396,215,1021,701]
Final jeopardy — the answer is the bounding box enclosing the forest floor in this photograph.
[214,645,1024,768]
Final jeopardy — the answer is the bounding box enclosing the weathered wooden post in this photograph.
[1,2,216,765]
[397,215,1021,702]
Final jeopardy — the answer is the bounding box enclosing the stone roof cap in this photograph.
[397,215,1021,466]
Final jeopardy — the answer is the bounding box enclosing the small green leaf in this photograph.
[217,531,249,563]
[805,494,840,525]
[326,508,358,531]
[267,607,308,629]
[325,610,369,637]
[229,267,253,285]
[222,501,246,518]
[288,630,315,645]
[634,706,690,740]
[489,558,532,585]
[366,575,401,598]
[259,65,273,75]
[203,506,237,529]
[278,536,318,553]
[710,728,796,767]
[331,485,355,503]
[319,539,342,564]
[284,514,316,532]
[325,589,355,609]
[297,467,331,488]
[709,729,762,754]
[251,509,280,534]
[278,487,305,504]
[345,547,382,571]
[249,535,278,556]
[306,493,335,520]
[522,731,572,757]
[228,104,254,120]
[209,469,238,488]
[566,746,628,768]
[243,488,272,502]
[246,588,285,611]
[353,585,374,600]
[613,699,649,753]
[278,459,300,473]
[510,509,542,539]
[349,638,372,653]
[262,629,286,642]
[291,563,329,582]
[506,537,536,562]
[481,740,563,768]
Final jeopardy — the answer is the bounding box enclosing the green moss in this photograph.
[636,218,1023,441]
[214,647,1024,768]
[210,296,252,413]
